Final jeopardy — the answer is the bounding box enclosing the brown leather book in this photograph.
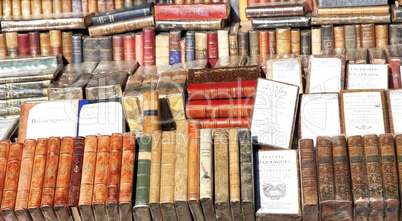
[395,134,402,212]
[28,138,48,221]
[355,24,362,48]
[50,30,62,55]
[259,30,268,55]
[88,16,154,37]
[379,134,399,221]
[40,137,61,221]
[143,91,160,136]
[249,30,259,56]
[3,0,11,16]
[5,32,18,57]
[78,135,98,221]
[54,137,75,221]
[92,135,111,221]
[62,0,72,12]
[268,29,276,55]
[0,33,7,57]
[11,0,21,15]
[245,1,308,18]
[317,5,389,15]
[375,24,388,48]
[40,32,51,56]
[291,28,300,56]
[214,130,230,221]
[31,0,41,14]
[238,31,248,56]
[113,35,124,61]
[311,13,390,26]
[119,132,136,221]
[361,24,375,49]
[229,129,242,221]
[195,32,208,60]
[186,99,253,119]
[333,26,345,49]
[0,140,10,213]
[62,32,73,64]
[15,139,36,221]
[0,143,23,220]
[321,24,334,55]
[276,28,291,57]
[149,130,162,221]
[298,139,318,221]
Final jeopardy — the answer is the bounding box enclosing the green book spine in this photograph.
[134,136,152,207]
[344,25,356,49]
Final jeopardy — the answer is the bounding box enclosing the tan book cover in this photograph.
[149,130,163,221]
[200,128,215,221]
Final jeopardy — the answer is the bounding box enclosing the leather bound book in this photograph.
[347,136,369,220]
[249,30,259,56]
[229,129,242,221]
[311,27,322,55]
[54,137,75,221]
[72,0,82,12]
[88,16,155,38]
[124,33,136,61]
[50,30,62,55]
[106,134,123,221]
[83,36,100,62]
[115,0,123,8]
[40,33,51,56]
[199,118,250,129]
[62,32,73,64]
[97,0,106,11]
[149,131,162,221]
[317,0,387,8]
[124,0,132,7]
[361,24,375,49]
[187,80,257,101]
[17,33,30,56]
[0,140,10,212]
[119,133,136,221]
[30,0,41,14]
[99,36,113,61]
[259,31,268,55]
[316,137,335,221]
[142,27,155,66]
[334,26,344,49]
[0,34,6,57]
[186,99,253,119]
[0,143,23,220]
[72,34,83,63]
[11,0,21,15]
[67,137,85,221]
[276,28,291,57]
[41,0,52,14]
[88,0,97,13]
[291,28,300,56]
[3,0,11,16]
[389,24,402,45]
[245,1,307,18]
[375,24,388,48]
[355,25,362,48]
[363,135,384,221]
[388,58,401,89]
[28,138,48,221]
[396,135,402,212]
[317,5,390,15]
[106,0,114,10]
[238,131,254,221]
[92,135,111,221]
[379,134,399,221]
[188,120,204,221]
[268,29,276,55]
[160,131,177,221]
[174,120,192,221]
[238,32,249,56]
[181,37,186,63]
[214,130,231,221]
[14,139,36,221]
[78,135,98,221]
[169,30,181,66]
[392,4,402,22]
[195,32,208,60]
[321,25,334,55]
[143,91,160,136]
[298,139,318,221]
[5,32,18,57]
[251,16,311,30]
[155,34,169,66]
[53,0,62,13]
[189,66,260,83]
[186,31,195,62]
[133,135,152,221]
[21,0,30,15]
[300,29,311,55]
[113,35,124,61]
[62,0,72,12]
[40,137,61,221]
[344,25,356,49]
[200,129,215,221]
[29,32,40,56]
[229,33,238,57]
[368,48,386,64]
[311,13,390,26]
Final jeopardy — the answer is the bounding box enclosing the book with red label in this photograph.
[187,80,257,100]
[186,99,253,119]
[142,27,155,66]
[208,31,218,68]
[154,4,229,20]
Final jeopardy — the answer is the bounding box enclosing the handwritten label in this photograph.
[347,64,388,89]
[309,57,342,93]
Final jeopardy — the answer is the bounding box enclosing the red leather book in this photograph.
[113,34,124,61]
[0,140,11,211]
[17,33,31,56]
[208,31,218,68]
[187,80,257,101]
[124,33,135,61]
[142,27,155,66]
[67,137,85,221]
[199,117,250,129]
[259,31,268,55]
[186,99,253,119]
[389,58,401,89]
[154,4,229,20]
[29,32,40,56]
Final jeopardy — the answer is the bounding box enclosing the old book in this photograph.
[387,89,402,134]
[53,0,62,13]
[0,34,6,58]
[321,25,334,55]
[361,24,375,49]
[72,0,81,12]
[249,30,259,56]
[118,133,136,221]
[39,33,51,56]
[355,25,362,48]
[388,57,402,89]
[229,33,238,56]
[375,24,388,48]
[124,32,136,61]
[266,58,303,91]
[252,15,310,30]
[106,134,123,221]
[245,1,307,18]
[155,19,225,31]
[306,55,345,93]
[392,4,402,22]
[0,140,10,214]
[62,31,73,63]
[389,24,402,45]
[344,25,356,49]
[97,0,105,12]
[334,26,344,49]
[83,36,99,62]
[186,99,253,119]
[149,130,162,221]
[195,32,208,60]
[396,134,402,214]
[142,27,155,66]
[0,143,23,220]
[155,33,169,66]
[124,0,132,6]
[229,129,242,221]
[363,135,384,220]
[169,30,181,65]
[17,33,30,56]
[250,78,299,148]
[317,0,387,7]
[50,30,62,55]
[142,91,159,136]
[199,129,215,221]
[88,0,97,12]
[31,0,41,14]
[181,37,186,63]
[318,5,390,15]
[311,27,322,55]
[5,32,18,57]
[92,2,152,25]
[29,32,40,56]
[112,35,124,61]
[72,34,83,63]
[198,118,250,129]
[155,3,228,20]
[276,28,291,57]
[340,89,389,137]
[238,131,254,220]
[346,64,388,89]
[11,0,21,15]
[99,36,113,61]
[311,13,390,25]
[259,31,268,55]
[268,29,276,55]
[188,66,260,84]
[291,28,300,56]
[115,0,123,8]
[85,72,128,99]
[346,48,367,64]
[62,0,72,12]
[214,130,230,221]
[238,31,249,56]
[133,135,152,221]
[186,32,195,61]
[88,16,154,37]
[187,80,256,101]
[3,0,12,16]
[207,31,218,68]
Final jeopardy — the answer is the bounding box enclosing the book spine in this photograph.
[195,32,208,60]
[50,30,62,55]
[115,0,123,8]
[112,34,124,61]
[0,143,23,220]
[106,0,114,10]
[83,36,100,62]
[344,25,356,49]
[361,24,375,49]
[169,30,181,66]
[200,128,214,221]
[135,32,143,65]
[187,80,256,101]
[106,134,123,221]
[21,0,30,15]
[54,137,75,221]
[143,27,155,66]
[332,136,352,201]
[334,26,345,49]
[0,34,7,57]
[83,0,90,12]
[149,130,162,221]
[267,29,275,55]
[160,131,176,221]
[40,32,51,56]
[198,118,250,129]
[276,28,291,57]
[321,24,334,54]
[229,34,238,56]
[99,36,113,61]
[375,24,388,48]
[238,32,248,56]
[207,31,218,68]
[389,24,401,45]
[249,30,259,57]
[291,28,300,56]
[186,99,253,118]
[180,37,186,63]
[62,0,72,12]
[316,137,334,202]
[300,29,311,55]
[238,131,254,220]
[311,27,322,55]
[317,5,390,15]
[6,32,18,57]
[29,32,40,56]
[11,0,21,15]
[118,133,136,221]
[17,33,31,56]
[28,138,48,221]
[67,137,85,221]
[186,31,195,62]
[229,129,241,221]
[93,6,152,26]
[214,130,230,221]
[217,29,229,58]
[72,34,83,63]
[0,141,10,213]
[395,135,402,210]
[62,31,73,64]
[259,30,268,55]
[53,0,62,13]
[40,137,61,221]
[124,33,136,61]
[3,0,12,16]
[155,33,169,66]
[355,24,362,48]
[97,0,106,11]
[31,0,41,14]
[78,135,98,221]
[143,91,160,136]
[124,0,132,7]
[72,0,82,12]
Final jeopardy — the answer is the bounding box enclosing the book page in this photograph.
[309,57,342,93]
[268,59,302,89]
[347,64,388,89]
[389,90,402,134]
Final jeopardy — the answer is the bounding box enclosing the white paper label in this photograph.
[26,101,78,139]
[300,93,341,144]
[309,57,342,93]
[257,150,299,214]
[347,64,388,89]
[78,101,124,137]
[272,60,302,88]
[251,79,299,149]
[389,90,402,134]
[343,92,385,136]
